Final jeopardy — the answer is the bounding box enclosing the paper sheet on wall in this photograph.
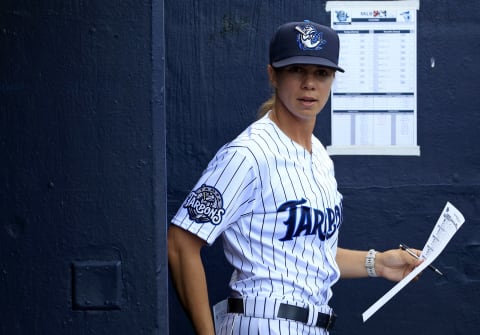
[325,1,420,155]
[362,202,465,322]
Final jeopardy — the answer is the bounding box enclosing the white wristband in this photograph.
[365,249,378,277]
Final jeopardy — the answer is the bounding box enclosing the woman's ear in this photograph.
[267,65,277,88]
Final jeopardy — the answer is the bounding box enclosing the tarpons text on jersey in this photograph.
[278,198,342,241]
[184,184,342,241]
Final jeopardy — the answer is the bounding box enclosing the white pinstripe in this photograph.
[172,112,343,334]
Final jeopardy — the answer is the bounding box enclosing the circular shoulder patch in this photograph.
[183,184,225,225]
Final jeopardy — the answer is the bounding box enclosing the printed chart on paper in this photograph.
[326,1,420,155]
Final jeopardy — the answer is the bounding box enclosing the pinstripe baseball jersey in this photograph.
[172,111,343,310]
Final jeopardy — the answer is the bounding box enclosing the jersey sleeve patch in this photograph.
[183,184,226,225]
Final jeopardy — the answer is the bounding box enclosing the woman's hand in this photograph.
[375,248,423,281]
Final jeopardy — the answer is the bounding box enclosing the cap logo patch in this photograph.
[295,24,326,51]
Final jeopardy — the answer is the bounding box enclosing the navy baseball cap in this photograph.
[269,20,344,72]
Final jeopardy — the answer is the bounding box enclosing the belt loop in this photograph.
[325,310,336,331]
[307,304,318,327]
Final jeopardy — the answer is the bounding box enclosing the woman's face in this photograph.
[269,64,335,121]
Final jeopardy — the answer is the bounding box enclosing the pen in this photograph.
[399,243,444,276]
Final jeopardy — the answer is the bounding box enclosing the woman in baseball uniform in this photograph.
[168,21,421,335]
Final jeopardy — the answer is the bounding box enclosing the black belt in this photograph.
[227,298,336,331]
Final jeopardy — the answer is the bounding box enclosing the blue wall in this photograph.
[1,0,478,334]
[167,1,480,334]
[1,0,167,334]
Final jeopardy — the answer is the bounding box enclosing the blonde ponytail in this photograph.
[257,95,275,119]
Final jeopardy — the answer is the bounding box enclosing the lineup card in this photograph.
[325,1,420,155]
[362,202,465,322]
